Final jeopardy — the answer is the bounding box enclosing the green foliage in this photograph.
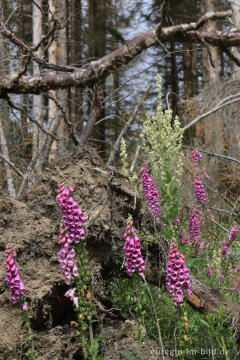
[120,138,129,176]
[141,74,183,188]
[74,239,101,360]
[20,299,35,360]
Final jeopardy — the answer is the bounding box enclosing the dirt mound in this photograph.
[0,146,144,359]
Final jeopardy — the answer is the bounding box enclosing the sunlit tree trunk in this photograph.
[200,0,218,83]
[0,0,15,197]
[48,0,68,160]
[196,0,219,147]
[231,2,240,80]
[228,2,240,158]
[0,113,16,197]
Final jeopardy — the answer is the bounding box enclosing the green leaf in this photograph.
[165,171,172,184]
[171,186,178,196]
[169,205,179,221]
[185,258,205,268]
[159,215,169,225]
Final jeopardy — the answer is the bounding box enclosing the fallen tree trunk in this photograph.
[0,11,236,96]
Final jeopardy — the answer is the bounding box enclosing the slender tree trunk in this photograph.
[0,0,15,197]
[32,0,43,163]
[200,0,218,83]
[71,0,82,137]
[0,112,16,197]
[231,3,240,81]
[227,2,240,158]
[170,42,179,119]
[48,0,68,160]
[88,0,106,154]
[197,0,219,148]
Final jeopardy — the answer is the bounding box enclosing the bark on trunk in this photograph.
[32,0,43,163]
[0,112,16,197]
[48,0,68,160]
[0,11,234,96]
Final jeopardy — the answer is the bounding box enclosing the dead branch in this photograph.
[182,94,240,133]
[183,145,240,165]
[78,85,102,146]
[0,152,23,178]
[0,11,236,96]
[46,92,80,146]
[6,95,57,139]
[224,46,240,66]
[17,110,62,196]
[130,144,141,174]
[0,19,73,74]
[183,164,235,210]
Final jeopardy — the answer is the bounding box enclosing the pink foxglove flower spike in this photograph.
[123,219,146,276]
[5,244,26,304]
[141,163,160,222]
[188,207,200,246]
[228,221,238,242]
[56,182,86,284]
[166,242,192,306]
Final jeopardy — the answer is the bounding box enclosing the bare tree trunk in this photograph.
[200,0,219,83]
[0,0,15,197]
[197,0,222,160]
[228,2,240,159]
[32,0,43,163]
[231,2,240,80]
[48,0,68,161]
[70,0,82,137]
[88,0,106,154]
[0,112,16,197]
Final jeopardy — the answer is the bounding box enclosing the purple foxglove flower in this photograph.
[141,164,160,222]
[228,221,238,242]
[166,242,192,306]
[123,219,145,276]
[191,150,202,168]
[65,288,78,307]
[194,173,206,204]
[57,247,79,284]
[56,182,87,284]
[22,303,28,311]
[222,241,228,256]
[203,168,209,179]
[208,268,213,277]
[218,272,224,280]
[5,244,26,304]
[188,207,200,246]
